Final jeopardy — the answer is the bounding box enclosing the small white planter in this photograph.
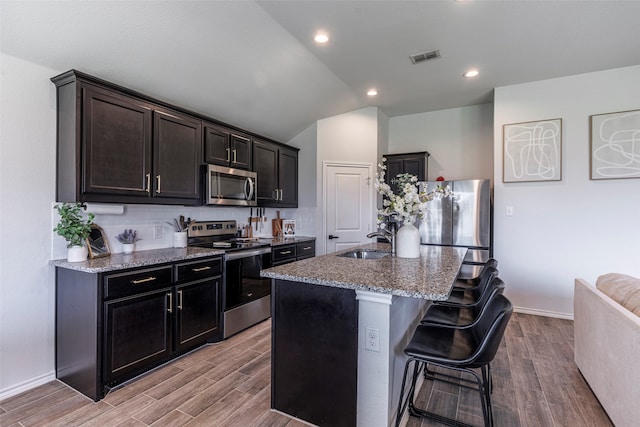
[122,243,135,254]
[67,245,88,262]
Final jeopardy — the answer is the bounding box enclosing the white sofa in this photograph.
[574,274,640,427]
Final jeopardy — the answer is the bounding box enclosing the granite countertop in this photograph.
[50,247,224,273]
[259,236,316,246]
[261,243,467,300]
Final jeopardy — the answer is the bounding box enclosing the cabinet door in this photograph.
[104,288,172,385]
[278,147,298,207]
[153,110,202,200]
[82,85,152,196]
[385,157,403,189]
[230,133,252,170]
[175,277,220,353]
[402,158,425,181]
[203,124,231,166]
[253,139,279,205]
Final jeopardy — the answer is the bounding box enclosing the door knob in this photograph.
[328,235,339,240]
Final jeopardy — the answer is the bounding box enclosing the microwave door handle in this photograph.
[245,177,255,201]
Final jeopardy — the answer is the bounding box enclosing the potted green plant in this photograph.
[115,229,140,254]
[53,202,95,262]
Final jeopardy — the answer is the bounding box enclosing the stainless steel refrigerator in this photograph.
[419,179,492,278]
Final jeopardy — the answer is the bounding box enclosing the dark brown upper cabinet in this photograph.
[383,151,430,192]
[203,123,252,170]
[81,85,153,198]
[153,109,201,200]
[52,71,202,205]
[253,139,298,208]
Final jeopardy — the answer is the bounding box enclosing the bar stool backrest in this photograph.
[471,276,505,316]
[471,266,499,298]
[467,293,513,368]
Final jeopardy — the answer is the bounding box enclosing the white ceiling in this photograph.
[2,1,640,142]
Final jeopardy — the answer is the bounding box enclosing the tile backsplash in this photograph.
[51,203,314,259]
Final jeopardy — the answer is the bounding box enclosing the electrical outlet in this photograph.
[365,327,380,352]
[153,225,163,239]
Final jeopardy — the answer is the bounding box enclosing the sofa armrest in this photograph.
[574,278,640,427]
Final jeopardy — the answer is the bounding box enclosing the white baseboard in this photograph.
[0,371,56,401]
[514,305,573,320]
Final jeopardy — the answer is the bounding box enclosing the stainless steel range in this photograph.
[188,220,272,338]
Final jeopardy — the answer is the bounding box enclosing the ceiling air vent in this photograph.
[409,49,441,64]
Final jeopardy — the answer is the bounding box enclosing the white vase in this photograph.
[122,243,135,254]
[396,223,421,258]
[67,245,88,262]
[173,231,188,248]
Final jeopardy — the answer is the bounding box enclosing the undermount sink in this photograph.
[337,249,390,260]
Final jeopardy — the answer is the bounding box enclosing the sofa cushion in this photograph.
[596,273,640,317]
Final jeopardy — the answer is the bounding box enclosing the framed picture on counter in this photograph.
[87,224,111,258]
[282,220,296,237]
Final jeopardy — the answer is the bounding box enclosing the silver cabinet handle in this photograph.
[167,292,173,313]
[192,266,211,272]
[226,147,231,162]
[177,290,183,310]
[233,149,237,163]
[156,175,161,193]
[131,276,156,285]
[145,173,151,194]
[302,247,312,250]
[280,250,292,255]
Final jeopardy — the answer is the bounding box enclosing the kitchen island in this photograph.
[261,243,467,427]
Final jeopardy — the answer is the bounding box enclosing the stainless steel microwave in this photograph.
[204,165,257,206]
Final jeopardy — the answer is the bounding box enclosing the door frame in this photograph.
[322,161,376,256]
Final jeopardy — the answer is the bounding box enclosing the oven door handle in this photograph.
[224,247,271,261]
[245,177,255,202]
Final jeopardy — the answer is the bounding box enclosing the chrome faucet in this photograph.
[367,222,396,255]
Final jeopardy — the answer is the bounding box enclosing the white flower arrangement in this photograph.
[374,160,453,225]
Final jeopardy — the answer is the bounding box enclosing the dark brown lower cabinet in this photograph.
[104,288,173,386]
[271,240,316,267]
[56,256,222,401]
[175,278,220,353]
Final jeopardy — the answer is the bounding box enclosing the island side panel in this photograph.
[272,279,358,427]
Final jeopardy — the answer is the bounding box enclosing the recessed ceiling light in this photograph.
[463,69,479,78]
[367,89,378,97]
[314,33,329,43]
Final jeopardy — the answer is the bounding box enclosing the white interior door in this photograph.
[324,163,373,254]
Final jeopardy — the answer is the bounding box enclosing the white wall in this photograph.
[389,104,494,181]
[494,65,640,317]
[0,54,59,397]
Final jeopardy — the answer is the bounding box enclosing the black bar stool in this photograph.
[435,266,498,308]
[395,293,513,427]
[454,259,498,291]
[421,277,505,327]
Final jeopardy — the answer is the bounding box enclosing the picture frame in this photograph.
[87,224,111,258]
[282,220,296,237]
[590,108,640,180]
[503,118,562,183]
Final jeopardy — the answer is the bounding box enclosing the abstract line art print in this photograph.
[503,118,562,183]
[590,109,640,180]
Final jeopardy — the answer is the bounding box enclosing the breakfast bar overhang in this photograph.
[261,243,467,427]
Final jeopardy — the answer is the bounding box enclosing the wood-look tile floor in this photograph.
[0,313,612,427]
